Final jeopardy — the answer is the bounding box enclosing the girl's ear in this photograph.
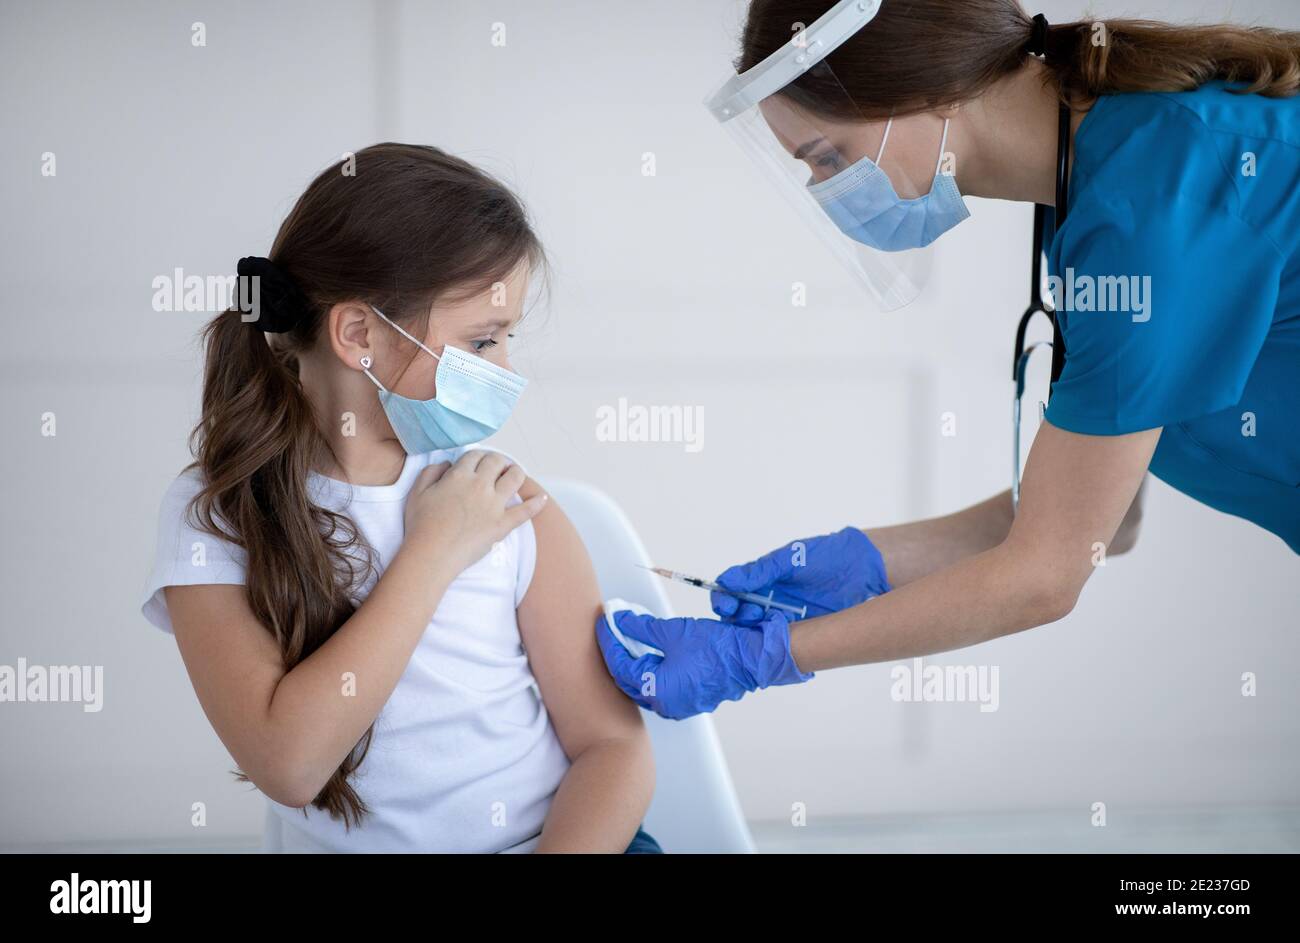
[327,301,375,369]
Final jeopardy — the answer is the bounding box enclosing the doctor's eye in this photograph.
[812,150,844,172]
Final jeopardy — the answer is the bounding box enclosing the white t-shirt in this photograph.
[140,447,570,853]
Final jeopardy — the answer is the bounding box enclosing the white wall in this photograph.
[2,0,1296,847]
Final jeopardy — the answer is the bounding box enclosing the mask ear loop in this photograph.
[369,304,442,362]
[875,116,894,165]
[934,118,952,177]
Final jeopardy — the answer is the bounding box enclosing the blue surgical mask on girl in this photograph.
[807,117,970,252]
[360,305,526,454]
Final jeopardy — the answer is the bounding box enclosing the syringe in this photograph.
[639,565,808,619]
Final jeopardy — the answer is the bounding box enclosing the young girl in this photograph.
[140,143,658,853]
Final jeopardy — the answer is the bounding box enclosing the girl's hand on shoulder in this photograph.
[401,449,547,574]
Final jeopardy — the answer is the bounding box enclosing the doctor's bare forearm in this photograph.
[1108,476,1147,554]
[863,491,1014,588]
[865,478,1146,588]
[808,425,1160,669]
[789,540,1066,671]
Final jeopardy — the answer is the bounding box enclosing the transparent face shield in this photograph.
[705,1,957,311]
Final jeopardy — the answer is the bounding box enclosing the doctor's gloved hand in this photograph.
[711,526,891,626]
[596,609,813,720]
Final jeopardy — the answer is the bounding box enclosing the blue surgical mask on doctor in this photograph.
[360,304,526,454]
[807,117,970,252]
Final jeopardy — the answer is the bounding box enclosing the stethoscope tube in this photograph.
[1012,103,1072,513]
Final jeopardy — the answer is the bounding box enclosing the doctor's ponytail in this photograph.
[1038,16,1300,104]
[738,0,1300,120]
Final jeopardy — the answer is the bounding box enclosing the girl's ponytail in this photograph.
[192,296,376,826]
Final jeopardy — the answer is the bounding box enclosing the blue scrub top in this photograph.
[1041,81,1300,553]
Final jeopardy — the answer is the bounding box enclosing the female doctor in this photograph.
[598,0,1300,718]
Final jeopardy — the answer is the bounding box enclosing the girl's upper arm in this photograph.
[515,478,646,759]
[163,583,289,785]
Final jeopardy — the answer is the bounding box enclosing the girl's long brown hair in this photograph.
[187,143,542,827]
[738,0,1300,120]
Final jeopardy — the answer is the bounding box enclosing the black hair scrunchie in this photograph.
[235,256,311,333]
[1025,13,1050,57]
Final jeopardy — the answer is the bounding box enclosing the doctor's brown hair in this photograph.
[187,143,542,827]
[738,0,1300,119]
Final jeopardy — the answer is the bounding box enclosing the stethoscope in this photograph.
[1011,102,1072,513]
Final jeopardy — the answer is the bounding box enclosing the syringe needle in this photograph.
[637,562,807,619]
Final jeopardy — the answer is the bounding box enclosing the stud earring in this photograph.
[359,354,386,392]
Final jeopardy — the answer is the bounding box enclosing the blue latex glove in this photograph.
[711,526,891,625]
[596,608,813,720]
